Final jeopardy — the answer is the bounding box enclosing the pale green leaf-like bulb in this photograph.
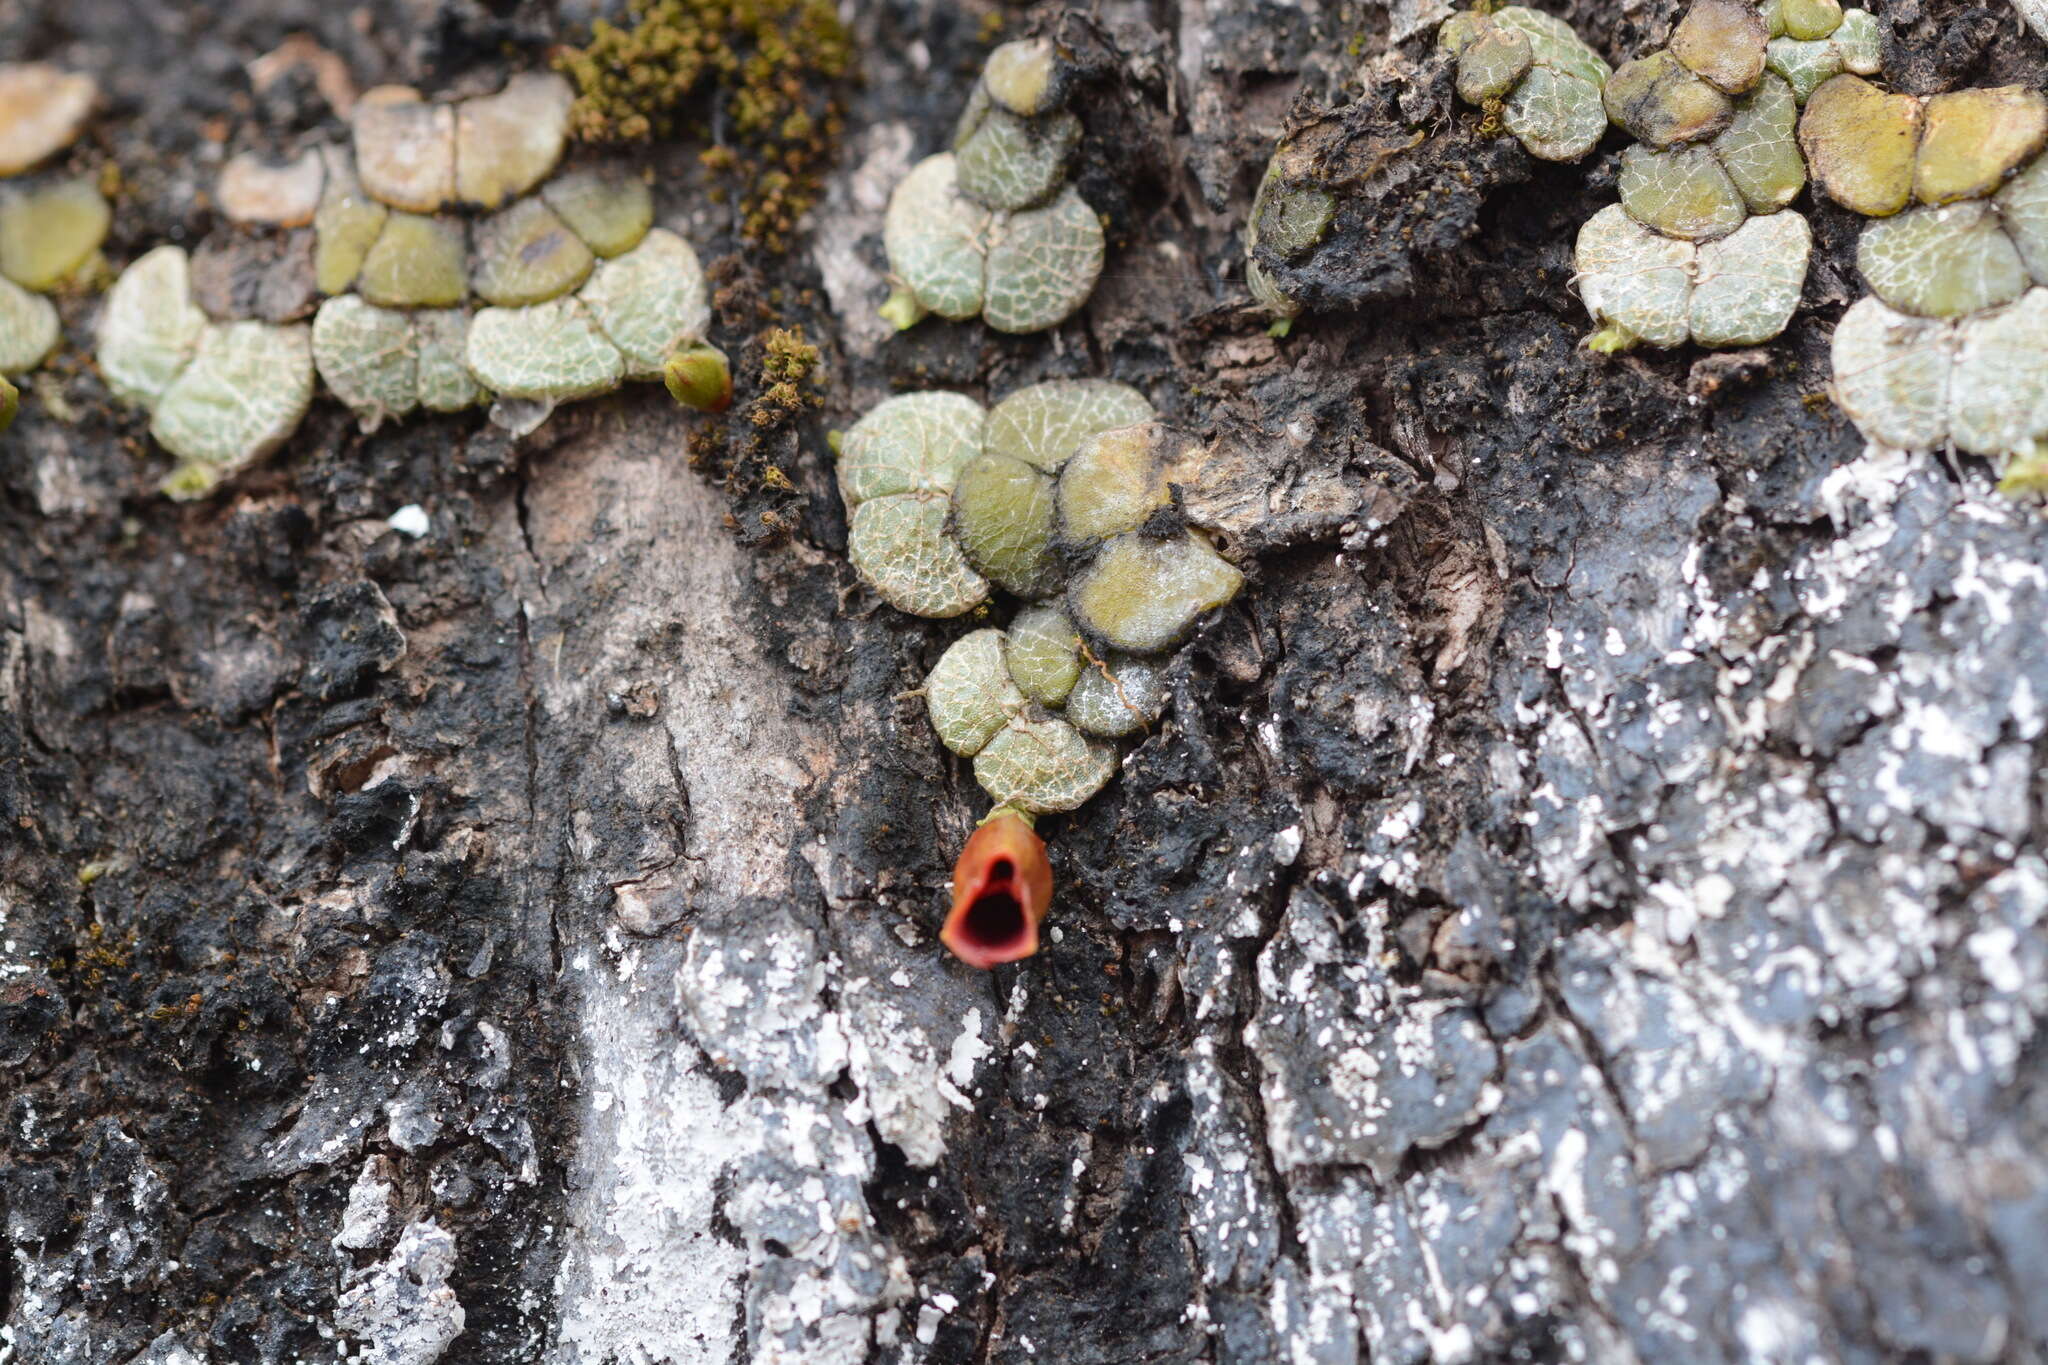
[469,197,594,307]
[312,295,419,429]
[1605,50,1734,147]
[1066,654,1166,738]
[926,628,1028,756]
[837,392,991,618]
[1856,201,2030,319]
[984,379,1154,472]
[982,183,1105,334]
[1068,531,1245,655]
[1671,0,1769,94]
[151,321,315,499]
[1004,603,1084,706]
[1912,87,2048,208]
[579,228,713,381]
[1055,422,1207,547]
[0,267,60,378]
[1618,143,1749,241]
[952,452,1062,599]
[1441,7,1611,163]
[540,166,655,258]
[973,715,1119,814]
[0,178,110,291]
[96,245,207,406]
[464,295,624,401]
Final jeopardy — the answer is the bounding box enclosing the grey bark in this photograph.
[2,1,2046,1364]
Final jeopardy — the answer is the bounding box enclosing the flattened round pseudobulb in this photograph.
[1689,210,1811,347]
[352,86,456,212]
[356,211,468,308]
[836,390,986,507]
[884,154,990,322]
[1068,531,1245,655]
[0,178,110,290]
[983,38,1061,117]
[576,228,710,380]
[0,64,96,176]
[1574,204,1696,351]
[951,452,1062,598]
[926,628,1027,756]
[1605,50,1734,147]
[974,716,1118,813]
[847,493,990,618]
[1066,654,1167,738]
[1003,602,1084,706]
[97,245,208,406]
[1712,74,1806,213]
[313,147,389,296]
[455,72,574,209]
[1671,0,1769,95]
[1856,202,2029,318]
[312,294,417,427]
[1829,294,1955,450]
[1799,75,1921,217]
[0,275,59,376]
[469,197,593,307]
[1912,87,2048,207]
[1456,23,1533,104]
[464,296,623,401]
[541,166,654,258]
[1617,143,1747,241]
[151,321,314,496]
[983,183,1103,333]
[984,379,1154,472]
[218,149,326,227]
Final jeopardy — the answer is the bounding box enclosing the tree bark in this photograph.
[4,1,2047,1363]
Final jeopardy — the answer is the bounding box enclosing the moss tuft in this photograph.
[553,0,853,252]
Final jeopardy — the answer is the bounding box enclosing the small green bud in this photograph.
[1997,441,2048,498]
[662,342,733,413]
[880,284,929,332]
[0,373,16,435]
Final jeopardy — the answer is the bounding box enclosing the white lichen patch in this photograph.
[0,273,60,376]
[97,245,208,405]
[217,148,326,227]
[1576,204,1810,350]
[925,628,1027,756]
[150,321,315,498]
[576,228,711,380]
[463,295,623,401]
[312,294,418,428]
[453,72,574,210]
[0,64,96,177]
[974,715,1119,813]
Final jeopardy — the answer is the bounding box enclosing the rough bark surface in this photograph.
[3,1,2046,1363]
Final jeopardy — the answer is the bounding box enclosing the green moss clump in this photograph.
[553,0,853,252]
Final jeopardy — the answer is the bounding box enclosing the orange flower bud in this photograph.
[941,810,1052,969]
